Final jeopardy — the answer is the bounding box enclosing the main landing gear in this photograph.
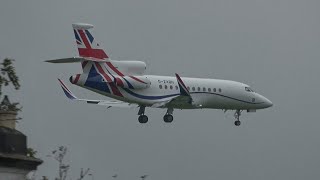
[234,109,242,126]
[163,107,174,123]
[137,106,175,124]
[138,106,148,123]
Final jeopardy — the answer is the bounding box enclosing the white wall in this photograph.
[0,167,29,180]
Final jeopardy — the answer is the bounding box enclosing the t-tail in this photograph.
[72,23,109,60]
[46,23,148,77]
[45,23,110,73]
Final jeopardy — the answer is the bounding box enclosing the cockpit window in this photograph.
[245,87,254,92]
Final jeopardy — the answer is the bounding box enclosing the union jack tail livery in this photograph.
[72,23,109,60]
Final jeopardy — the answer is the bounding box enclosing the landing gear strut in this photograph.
[163,107,174,123]
[234,110,242,126]
[138,106,148,123]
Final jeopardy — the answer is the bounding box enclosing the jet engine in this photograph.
[110,60,147,75]
[114,75,151,89]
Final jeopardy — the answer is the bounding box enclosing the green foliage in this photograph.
[0,58,20,111]
[27,148,38,158]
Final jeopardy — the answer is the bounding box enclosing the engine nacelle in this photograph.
[110,60,147,75]
[114,75,151,89]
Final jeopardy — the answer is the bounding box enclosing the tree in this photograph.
[50,146,70,180]
[46,146,91,180]
[27,148,38,158]
[0,58,20,111]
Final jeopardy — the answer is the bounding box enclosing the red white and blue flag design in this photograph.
[73,27,108,59]
[58,78,77,100]
[71,24,151,98]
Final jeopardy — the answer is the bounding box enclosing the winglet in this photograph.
[175,73,190,96]
[58,79,78,100]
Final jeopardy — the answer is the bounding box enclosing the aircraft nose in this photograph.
[262,96,273,108]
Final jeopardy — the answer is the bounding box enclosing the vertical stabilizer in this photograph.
[72,23,109,60]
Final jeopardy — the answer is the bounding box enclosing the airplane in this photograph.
[46,23,273,126]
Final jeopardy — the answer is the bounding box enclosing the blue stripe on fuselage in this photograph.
[123,88,179,100]
[123,77,134,89]
[124,88,263,104]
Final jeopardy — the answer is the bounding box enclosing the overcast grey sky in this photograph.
[1,0,320,179]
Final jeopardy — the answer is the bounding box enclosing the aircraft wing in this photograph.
[151,95,192,108]
[58,79,138,108]
[152,73,197,108]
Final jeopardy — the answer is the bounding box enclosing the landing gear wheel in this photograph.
[138,115,148,124]
[234,120,241,126]
[163,114,173,123]
[233,110,242,126]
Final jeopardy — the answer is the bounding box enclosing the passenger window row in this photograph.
[187,86,221,92]
[159,85,179,90]
[159,84,222,92]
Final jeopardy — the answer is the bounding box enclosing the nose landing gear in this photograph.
[234,110,242,126]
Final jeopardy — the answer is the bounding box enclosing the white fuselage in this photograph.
[77,74,272,110]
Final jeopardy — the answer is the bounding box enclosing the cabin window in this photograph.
[213,88,216,92]
[170,85,173,90]
[208,88,211,92]
[197,87,200,91]
[159,85,162,89]
[192,87,195,91]
[165,85,168,89]
[219,88,222,92]
[187,86,190,90]
[245,87,254,92]
[175,86,179,90]
[203,87,206,92]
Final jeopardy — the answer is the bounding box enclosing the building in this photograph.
[0,96,42,180]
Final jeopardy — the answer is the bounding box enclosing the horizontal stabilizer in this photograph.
[45,57,109,63]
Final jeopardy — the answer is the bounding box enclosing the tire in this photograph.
[234,120,241,126]
[163,114,173,123]
[138,115,148,123]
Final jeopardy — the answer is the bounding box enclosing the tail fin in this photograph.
[72,23,109,60]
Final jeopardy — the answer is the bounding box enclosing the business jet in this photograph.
[47,23,273,126]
